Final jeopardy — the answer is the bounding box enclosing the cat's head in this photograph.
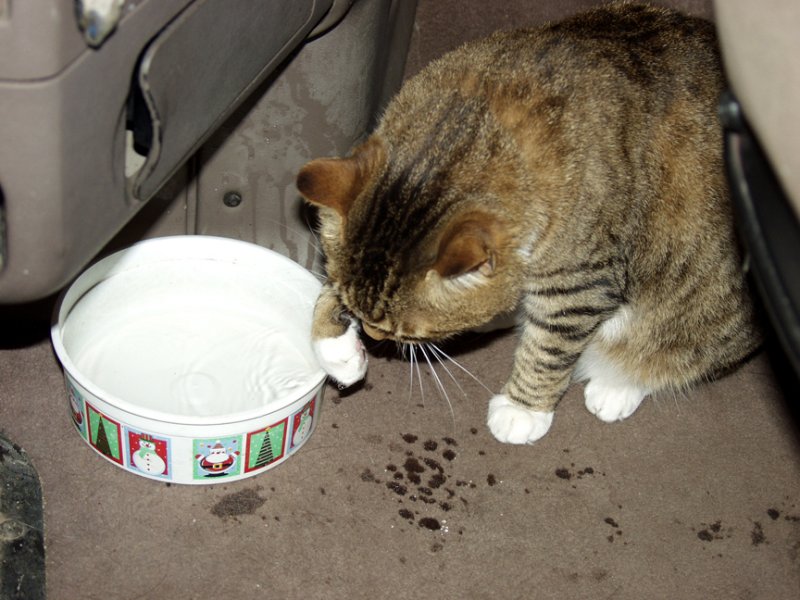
[297,90,542,343]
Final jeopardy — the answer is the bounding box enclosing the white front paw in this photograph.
[313,322,368,387]
[487,394,554,444]
[584,379,647,422]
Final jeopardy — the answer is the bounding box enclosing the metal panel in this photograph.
[131,0,323,201]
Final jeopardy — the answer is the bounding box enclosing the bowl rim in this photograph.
[50,235,327,427]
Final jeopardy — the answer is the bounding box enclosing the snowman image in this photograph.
[292,405,313,448]
[132,434,167,476]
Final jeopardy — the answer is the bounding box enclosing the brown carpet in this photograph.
[2,1,799,599]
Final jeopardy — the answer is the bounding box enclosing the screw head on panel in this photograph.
[223,191,243,208]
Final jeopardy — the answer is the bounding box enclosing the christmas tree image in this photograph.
[245,420,286,472]
[254,428,274,467]
[94,418,111,455]
[88,405,123,465]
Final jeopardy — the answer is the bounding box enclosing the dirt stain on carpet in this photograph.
[211,487,266,519]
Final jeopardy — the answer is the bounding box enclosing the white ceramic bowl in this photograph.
[51,236,326,484]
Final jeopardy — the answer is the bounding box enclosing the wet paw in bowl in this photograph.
[313,320,368,388]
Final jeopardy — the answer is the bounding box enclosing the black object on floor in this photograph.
[0,435,45,600]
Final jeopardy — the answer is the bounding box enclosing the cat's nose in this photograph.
[362,322,388,341]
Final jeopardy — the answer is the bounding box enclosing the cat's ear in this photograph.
[432,213,501,279]
[296,137,384,218]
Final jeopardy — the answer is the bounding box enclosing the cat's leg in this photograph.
[583,378,648,422]
[581,370,649,423]
[487,318,576,444]
[312,284,368,387]
[575,319,650,422]
[487,277,623,444]
[487,395,554,444]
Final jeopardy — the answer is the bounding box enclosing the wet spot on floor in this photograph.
[360,468,378,483]
[386,481,408,496]
[211,487,266,519]
[751,522,766,546]
[767,508,780,520]
[555,468,572,480]
[696,520,727,542]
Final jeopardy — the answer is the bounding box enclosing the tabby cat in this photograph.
[295,3,761,444]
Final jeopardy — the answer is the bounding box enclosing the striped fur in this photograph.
[297,4,761,438]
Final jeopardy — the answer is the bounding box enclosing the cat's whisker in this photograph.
[371,338,392,355]
[406,343,415,402]
[261,216,326,260]
[407,344,425,404]
[660,388,676,416]
[301,211,325,252]
[426,343,467,398]
[673,391,683,416]
[419,344,456,429]
[254,216,329,281]
[429,343,495,395]
[307,272,328,283]
[412,345,425,403]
